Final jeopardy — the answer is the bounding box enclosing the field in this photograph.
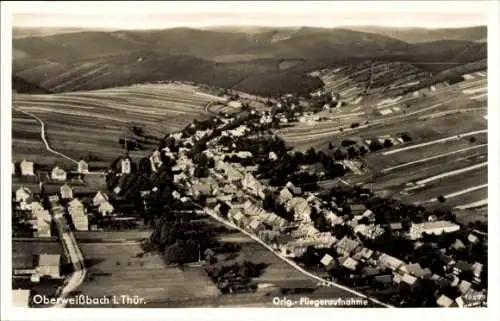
[12,83,223,167]
[73,241,220,307]
[277,67,488,211]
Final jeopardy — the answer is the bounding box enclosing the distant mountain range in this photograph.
[12,26,487,96]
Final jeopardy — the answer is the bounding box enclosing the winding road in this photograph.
[197,205,394,308]
[14,107,78,164]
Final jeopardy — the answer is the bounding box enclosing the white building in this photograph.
[408,221,460,240]
[37,254,61,278]
[98,201,114,216]
[15,187,32,203]
[60,184,73,200]
[77,159,89,173]
[12,289,31,307]
[121,158,131,175]
[20,160,35,176]
[93,191,109,207]
[51,166,67,181]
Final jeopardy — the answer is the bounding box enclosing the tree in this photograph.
[437,195,446,203]
[369,139,384,152]
[383,139,394,148]
[164,240,199,264]
[469,136,477,143]
[328,143,334,150]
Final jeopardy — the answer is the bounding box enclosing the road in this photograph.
[48,195,87,308]
[13,107,78,164]
[197,205,393,308]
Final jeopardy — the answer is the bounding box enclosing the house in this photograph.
[467,233,480,244]
[268,151,278,161]
[30,202,44,214]
[15,187,32,203]
[20,160,35,176]
[325,211,343,226]
[451,238,466,250]
[350,204,367,215]
[51,166,67,181]
[93,191,109,206]
[285,182,302,195]
[38,254,61,278]
[436,294,455,308]
[72,212,89,231]
[120,157,132,175]
[12,289,31,307]
[249,219,265,234]
[191,183,212,198]
[279,188,293,205]
[232,212,247,227]
[354,224,384,239]
[77,159,89,173]
[35,210,52,237]
[342,257,359,271]
[68,198,84,211]
[98,201,114,216]
[353,247,374,262]
[113,186,122,195]
[472,262,484,279]
[406,263,426,278]
[389,223,403,231]
[320,254,337,271]
[378,253,406,271]
[401,273,418,286]
[286,197,311,222]
[60,184,73,200]
[458,280,472,294]
[408,220,460,240]
[335,236,361,256]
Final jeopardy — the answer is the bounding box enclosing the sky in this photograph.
[8,1,490,30]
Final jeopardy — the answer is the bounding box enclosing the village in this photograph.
[11,87,487,308]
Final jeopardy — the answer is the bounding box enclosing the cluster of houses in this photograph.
[13,183,122,234]
[12,159,90,179]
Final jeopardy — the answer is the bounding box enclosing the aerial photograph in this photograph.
[3,0,494,314]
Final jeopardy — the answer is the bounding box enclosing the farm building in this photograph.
[51,166,67,181]
[342,257,359,271]
[120,157,132,175]
[320,254,337,271]
[98,201,114,216]
[77,159,89,173]
[378,253,406,271]
[60,184,73,200]
[20,160,35,176]
[12,289,31,307]
[37,254,61,278]
[436,294,456,307]
[249,219,265,234]
[34,210,52,237]
[278,187,293,205]
[30,201,44,215]
[68,198,84,211]
[408,221,460,240]
[15,187,32,203]
[335,236,361,256]
[68,200,88,231]
[93,191,109,206]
